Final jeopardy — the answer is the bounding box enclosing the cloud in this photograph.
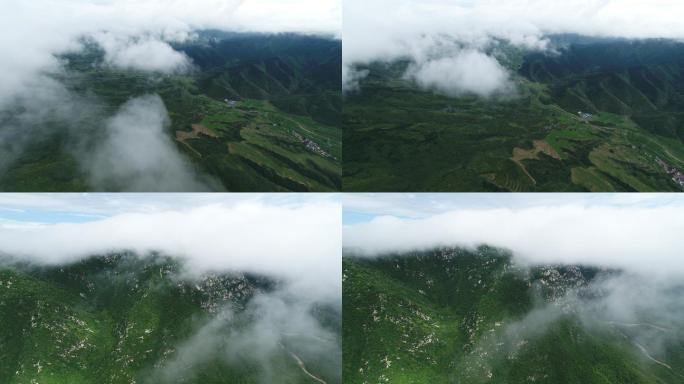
[343,204,684,277]
[405,50,514,97]
[85,94,211,191]
[343,0,684,94]
[460,270,684,374]
[93,34,191,73]
[0,0,340,106]
[0,193,337,218]
[0,77,92,173]
[152,290,340,383]
[341,65,368,94]
[0,200,342,302]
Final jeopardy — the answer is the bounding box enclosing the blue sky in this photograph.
[0,193,340,226]
[342,193,684,225]
[2,193,680,226]
[0,208,106,224]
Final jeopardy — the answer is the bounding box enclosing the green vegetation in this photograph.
[343,247,684,383]
[0,253,339,384]
[343,38,684,191]
[0,33,341,192]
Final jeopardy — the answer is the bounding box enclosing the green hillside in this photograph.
[0,253,340,384]
[343,37,684,192]
[343,247,684,383]
[0,33,341,192]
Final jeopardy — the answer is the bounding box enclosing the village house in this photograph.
[577,111,593,120]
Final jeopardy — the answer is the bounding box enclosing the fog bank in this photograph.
[343,0,684,95]
[344,205,684,277]
[0,201,342,301]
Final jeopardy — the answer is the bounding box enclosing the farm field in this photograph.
[343,38,684,192]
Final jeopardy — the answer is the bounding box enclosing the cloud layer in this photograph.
[343,0,684,95]
[0,200,342,301]
[344,204,684,276]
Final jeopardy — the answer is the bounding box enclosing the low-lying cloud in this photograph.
[0,201,342,301]
[343,0,684,95]
[152,290,340,383]
[344,205,684,277]
[86,95,209,191]
[94,34,192,73]
[405,51,514,97]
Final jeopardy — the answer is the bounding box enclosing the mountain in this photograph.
[179,31,341,127]
[0,253,341,384]
[343,37,684,192]
[343,247,684,383]
[0,33,341,192]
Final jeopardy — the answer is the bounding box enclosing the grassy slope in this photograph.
[161,81,341,192]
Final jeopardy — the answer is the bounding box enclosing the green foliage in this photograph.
[343,248,684,384]
[0,33,341,192]
[0,254,338,384]
[343,39,684,192]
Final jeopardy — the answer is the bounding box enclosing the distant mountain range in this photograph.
[179,32,342,127]
[343,246,684,383]
[0,253,341,384]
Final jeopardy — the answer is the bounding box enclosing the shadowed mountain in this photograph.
[520,38,684,140]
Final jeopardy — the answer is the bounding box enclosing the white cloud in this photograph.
[344,203,684,277]
[405,50,514,97]
[341,65,368,93]
[0,200,342,301]
[152,290,340,383]
[343,0,684,94]
[85,94,210,191]
[94,34,191,73]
